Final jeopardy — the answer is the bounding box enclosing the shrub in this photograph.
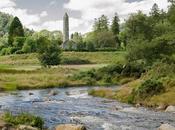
[37,37,62,68]
[61,57,91,65]
[3,112,44,129]
[121,63,145,78]
[136,79,165,99]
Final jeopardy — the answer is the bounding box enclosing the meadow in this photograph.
[0,51,126,91]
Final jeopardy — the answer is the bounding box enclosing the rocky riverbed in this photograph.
[0,87,175,130]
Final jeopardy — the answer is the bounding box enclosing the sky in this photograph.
[0,0,169,34]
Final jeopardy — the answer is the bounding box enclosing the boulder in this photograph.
[0,120,10,129]
[165,106,175,112]
[115,106,123,111]
[158,124,175,130]
[156,105,168,111]
[48,90,58,96]
[29,92,34,96]
[55,124,86,130]
[0,120,16,130]
[135,103,142,108]
[17,125,38,130]
[120,107,140,113]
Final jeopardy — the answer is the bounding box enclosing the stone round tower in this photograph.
[63,13,69,43]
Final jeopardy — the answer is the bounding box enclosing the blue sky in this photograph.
[0,0,169,34]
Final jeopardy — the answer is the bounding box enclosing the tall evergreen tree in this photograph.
[8,17,24,46]
[93,15,109,32]
[111,13,120,47]
[111,13,120,35]
[150,3,160,22]
[168,0,175,25]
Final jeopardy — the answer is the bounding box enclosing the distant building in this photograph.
[62,13,69,49]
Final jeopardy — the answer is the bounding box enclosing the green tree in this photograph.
[168,3,175,26]
[150,3,161,22]
[22,37,37,53]
[37,37,62,68]
[93,15,109,32]
[111,13,120,47]
[8,17,24,46]
[111,13,120,35]
[125,11,153,42]
[126,33,175,64]
[168,0,175,5]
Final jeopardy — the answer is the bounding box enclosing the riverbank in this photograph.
[0,52,125,91]
[88,62,175,109]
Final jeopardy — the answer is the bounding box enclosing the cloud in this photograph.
[64,0,169,32]
[0,0,169,34]
[0,0,41,27]
[49,0,56,6]
[0,0,15,8]
[29,17,84,34]
[40,11,48,17]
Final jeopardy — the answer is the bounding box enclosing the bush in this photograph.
[3,112,44,129]
[37,37,62,68]
[121,63,145,78]
[61,57,91,65]
[136,79,165,99]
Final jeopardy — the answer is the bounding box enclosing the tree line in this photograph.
[0,0,175,67]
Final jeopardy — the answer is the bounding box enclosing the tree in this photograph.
[125,11,153,42]
[93,15,109,32]
[95,31,116,48]
[168,0,175,5]
[37,37,62,68]
[8,17,24,46]
[22,37,37,53]
[126,32,175,64]
[71,32,83,44]
[150,3,161,22]
[111,13,120,47]
[111,13,120,35]
[0,12,13,36]
[168,2,175,26]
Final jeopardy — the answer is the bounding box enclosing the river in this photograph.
[0,87,174,130]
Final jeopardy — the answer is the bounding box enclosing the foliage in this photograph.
[0,12,13,36]
[74,63,144,85]
[126,32,175,64]
[22,37,37,53]
[37,37,62,68]
[93,15,109,32]
[111,13,120,47]
[61,57,91,65]
[3,112,44,129]
[135,79,165,99]
[8,17,24,46]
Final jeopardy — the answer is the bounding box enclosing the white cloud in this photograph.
[0,0,170,34]
[40,11,48,17]
[64,0,169,32]
[0,0,41,27]
[1,7,40,26]
[49,0,56,6]
[0,0,15,8]
[28,17,84,34]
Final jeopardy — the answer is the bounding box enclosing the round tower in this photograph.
[63,13,69,43]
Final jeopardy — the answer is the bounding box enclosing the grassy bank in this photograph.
[89,62,175,107]
[0,51,126,91]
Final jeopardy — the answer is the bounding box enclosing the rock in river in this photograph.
[55,124,86,130]
[17,125,38,130]
[158,124,175,130]
[165,106,175,113]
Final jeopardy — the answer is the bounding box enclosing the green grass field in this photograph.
[0,51,126,91]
